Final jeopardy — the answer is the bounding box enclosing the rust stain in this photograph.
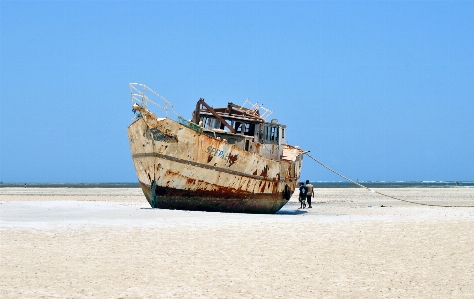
[253,170,258,176]
[227,154,238,166]
[260,182,266,193]
[272,180,278,193]
[148,167,266,201]
[207,155,213,163]
[260,165,269,178]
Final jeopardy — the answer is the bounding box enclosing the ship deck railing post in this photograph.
[129,83,182,120]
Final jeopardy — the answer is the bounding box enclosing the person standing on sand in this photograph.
[305,180,314,208]
[298,182,307,209]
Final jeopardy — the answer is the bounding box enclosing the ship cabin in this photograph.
[192,99,287,161]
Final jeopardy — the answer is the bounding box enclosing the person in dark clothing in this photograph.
[305,180,314,208]
[298,182,307,209]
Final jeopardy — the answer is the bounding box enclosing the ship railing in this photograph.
[240,98,274,120]
[130,83,201,132]
[130,83,181,119]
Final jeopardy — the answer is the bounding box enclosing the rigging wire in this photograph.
[304,152,474,208]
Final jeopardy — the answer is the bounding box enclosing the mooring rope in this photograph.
[305,152,474,208]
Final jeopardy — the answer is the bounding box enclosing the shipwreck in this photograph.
[127,83,305,213]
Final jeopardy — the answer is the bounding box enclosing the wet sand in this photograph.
[1,187,473,298]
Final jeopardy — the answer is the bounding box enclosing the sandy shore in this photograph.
[1,187,473,298]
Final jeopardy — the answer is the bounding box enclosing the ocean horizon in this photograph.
[1,181,473,188]
[309,180,474,188]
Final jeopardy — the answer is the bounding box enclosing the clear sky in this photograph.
[1,1,473,183]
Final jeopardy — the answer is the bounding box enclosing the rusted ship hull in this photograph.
[128,113,302,214]
[138,181,289,214]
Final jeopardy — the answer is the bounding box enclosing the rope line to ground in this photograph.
[304,152,474,208]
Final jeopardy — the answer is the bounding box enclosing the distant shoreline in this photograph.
[1,181,472,188]
[0,183,141,188]
[310,181,474,188]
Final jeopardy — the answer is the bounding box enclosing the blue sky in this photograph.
[1,1,473,183]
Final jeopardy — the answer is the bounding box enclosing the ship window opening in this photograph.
[201,117,220,129]
[244,123,255,136]
[219,120,232,132]
[264,125,279,143]
[234,122,242,133]
[245,140,250,151]
[272,127,279,141]
[265,126,271,141]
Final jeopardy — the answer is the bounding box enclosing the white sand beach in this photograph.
[1,187,473,298]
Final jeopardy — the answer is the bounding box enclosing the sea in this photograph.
[0,181,473,188]
[309,181,474,188]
